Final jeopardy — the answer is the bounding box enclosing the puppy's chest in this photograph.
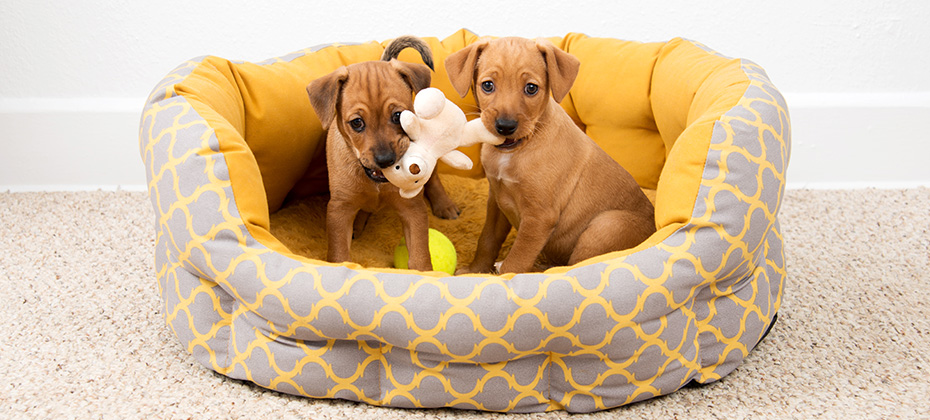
[484,153,526,222]
[484,153,520,186]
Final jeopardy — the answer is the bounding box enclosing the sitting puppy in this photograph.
[446,37,656,274]
[307,36,453,270]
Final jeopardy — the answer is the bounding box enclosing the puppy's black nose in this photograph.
[495,118,518,136]
[373,147,396,169]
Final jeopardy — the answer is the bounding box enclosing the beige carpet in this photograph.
[1,188,928,419]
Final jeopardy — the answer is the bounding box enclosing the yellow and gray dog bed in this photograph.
[139,29,789,413]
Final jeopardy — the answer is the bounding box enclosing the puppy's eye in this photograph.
[391,111,401,124]
[349,118,365,132]
[524,83,539,96]
[481,81,495,94]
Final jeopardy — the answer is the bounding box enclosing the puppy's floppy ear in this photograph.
[391,60,432,93]
[307,66,349,130]
[444,38,491,98]
[535,38,580,103]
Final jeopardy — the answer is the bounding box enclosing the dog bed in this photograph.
[139,29,789,413]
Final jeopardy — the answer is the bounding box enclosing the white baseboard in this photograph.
[0,98,147,192]
[0,94,928,192]
[0,184,147,193]
[783,91,930,189]
[784,91,930,108]
[0,97,144,114]
[785,181,929,190]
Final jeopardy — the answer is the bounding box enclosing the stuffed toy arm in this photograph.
[437,119,501,169]
[439,150,473,170]
[399,111,421,140]
[461,118,502,147]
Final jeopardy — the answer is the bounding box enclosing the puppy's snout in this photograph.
[495,118,519,136]
[373,145,397,169]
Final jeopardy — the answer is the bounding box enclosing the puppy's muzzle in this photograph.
[362,143,397,183]
[495,118,519,136]
[373,148,397,169]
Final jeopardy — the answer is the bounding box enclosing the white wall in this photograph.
[2,0,929,190]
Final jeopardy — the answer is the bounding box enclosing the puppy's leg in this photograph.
[423,172,460,220]
[568,210,655,265]
[498,212,558,274]
[458,198,512,274]
[395,197,433,271]
[326,200,360,263]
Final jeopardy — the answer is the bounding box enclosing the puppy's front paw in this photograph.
[454,267,474,275]
[430,201,461,220]
[455,262,497,276]
[497,259,529,275]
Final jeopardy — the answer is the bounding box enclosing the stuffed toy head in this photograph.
[384,88,500,198]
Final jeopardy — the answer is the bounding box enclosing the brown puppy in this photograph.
[307,36,454,270]
[447,37,656,274]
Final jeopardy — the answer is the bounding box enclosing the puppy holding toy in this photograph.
[307,36,456,271]
[384,86,502,199]
[446,37,656,274]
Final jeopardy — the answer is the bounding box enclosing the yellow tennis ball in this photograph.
[394,228,457,275]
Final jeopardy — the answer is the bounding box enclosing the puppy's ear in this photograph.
[307,67,349,130]
[391,60,432,93]
[444,38,490,98]
[535,38,580,103]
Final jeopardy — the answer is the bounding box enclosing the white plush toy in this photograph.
[384,87,501,198]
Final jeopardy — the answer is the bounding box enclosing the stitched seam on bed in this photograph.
[547,351,553,410]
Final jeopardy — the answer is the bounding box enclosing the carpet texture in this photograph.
[1,187,928,419]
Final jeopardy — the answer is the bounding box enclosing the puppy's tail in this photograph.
[382,35,434,71]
